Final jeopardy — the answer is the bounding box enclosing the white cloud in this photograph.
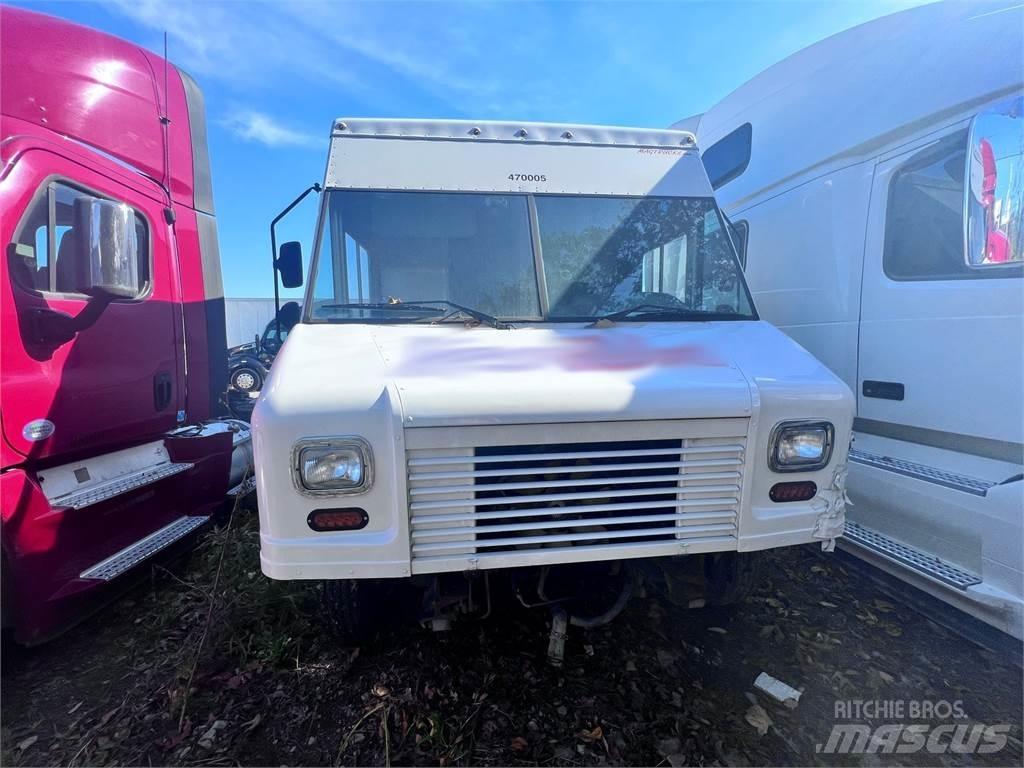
[105,0,361,90]
[105,0,588,119]
[221,110,320,149]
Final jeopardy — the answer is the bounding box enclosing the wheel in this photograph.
[703,551,764,606]
[656,551,764,608]
[230,366,262,393]
[323,579,422,642]
[324,579,402,643]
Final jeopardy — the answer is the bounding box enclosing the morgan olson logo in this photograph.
[817,700,1011,756]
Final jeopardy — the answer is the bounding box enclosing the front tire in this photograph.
[323,580,376,643]
[657,551,764,608]
[703,551,763,606]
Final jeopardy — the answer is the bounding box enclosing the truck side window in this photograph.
[10,181,150,296]
[728,219,749,269]
[883,129,1022,281]
[883,131,968,280]
[702,123,752,190]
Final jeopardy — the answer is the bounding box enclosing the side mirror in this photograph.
[966,96,1023,266]
[276,241,303,288]
[74,198,140,298]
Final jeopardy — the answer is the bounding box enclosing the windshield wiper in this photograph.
[323,301,444,315]
[322,299,509,329]
[597,304,747,323]
[401,299,510,329]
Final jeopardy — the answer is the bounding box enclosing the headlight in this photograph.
[292,437,373,494]
[768,420,834,472]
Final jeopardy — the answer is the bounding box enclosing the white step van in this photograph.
[252,119,854,639]
[676,2,1023,637]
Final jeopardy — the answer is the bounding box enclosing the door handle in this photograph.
[862,380,904,401]
[153,371,173,411]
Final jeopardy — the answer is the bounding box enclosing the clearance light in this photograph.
[307,508,369,531]
[770,481,817,503]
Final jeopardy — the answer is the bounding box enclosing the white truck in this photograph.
[252,119,854,641]
[675,1,1023,639]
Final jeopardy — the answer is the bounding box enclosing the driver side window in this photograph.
[10,181,150,297]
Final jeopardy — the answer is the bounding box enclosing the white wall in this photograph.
[224,298,278,347]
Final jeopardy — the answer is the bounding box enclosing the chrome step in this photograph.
[80,515,208,581]
[848,449,994,497]
[52,462,193,510]
[227,474,256,498]
[843,521,982,590]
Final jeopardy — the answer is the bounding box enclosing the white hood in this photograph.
[376,323,750,426]
[264,320,845,428]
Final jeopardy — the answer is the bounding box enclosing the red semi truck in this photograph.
[1,7,251,644]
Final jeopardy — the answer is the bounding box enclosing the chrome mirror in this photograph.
[966,96,1023,267]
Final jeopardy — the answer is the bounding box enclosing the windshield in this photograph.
[307,190,754,322]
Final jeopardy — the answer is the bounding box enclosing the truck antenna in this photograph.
[160,30,174,219]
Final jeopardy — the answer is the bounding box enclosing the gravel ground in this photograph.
[2,512,1021,767]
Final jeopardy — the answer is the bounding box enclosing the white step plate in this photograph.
[843,521,982,590]
[52,461,193,510]
[80,515,208,581]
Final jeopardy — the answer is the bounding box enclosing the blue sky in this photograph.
[18,0,930,298]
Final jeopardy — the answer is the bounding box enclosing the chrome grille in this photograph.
[406,422,746,571]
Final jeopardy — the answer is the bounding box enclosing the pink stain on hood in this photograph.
[393,330,725,376]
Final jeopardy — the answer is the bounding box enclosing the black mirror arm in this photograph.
[270,183,321,334]
[23,291,115,350]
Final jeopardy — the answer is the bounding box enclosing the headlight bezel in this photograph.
[291,436,373,496]
[768,420,835,473]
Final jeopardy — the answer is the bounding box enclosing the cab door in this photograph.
[854,104,1023,584]
[857,118,1023,454]
[1,146,182,461]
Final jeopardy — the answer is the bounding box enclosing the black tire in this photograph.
[703,551,764,606]
[230,366,262,393]
[322,579,384,643]
[655,551,764,608]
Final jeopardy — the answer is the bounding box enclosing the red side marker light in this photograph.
[308,508,369,531]
[769,481,817,503]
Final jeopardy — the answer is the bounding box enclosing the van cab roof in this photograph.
[323,118,709,197]
[331,118,697,149]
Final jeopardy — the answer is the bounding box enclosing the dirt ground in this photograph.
[2,511,1022,767]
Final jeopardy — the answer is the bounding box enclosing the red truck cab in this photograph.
[1,6,248,643]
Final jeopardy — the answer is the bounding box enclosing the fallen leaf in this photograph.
[17,735,38,751]
[708,626,727,634]
[745,704,773,736]
[577,726,603,743]
[510,736,529,753]
[819,601,838,608]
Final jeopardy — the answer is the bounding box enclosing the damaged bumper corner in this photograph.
[812,464,850,552]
